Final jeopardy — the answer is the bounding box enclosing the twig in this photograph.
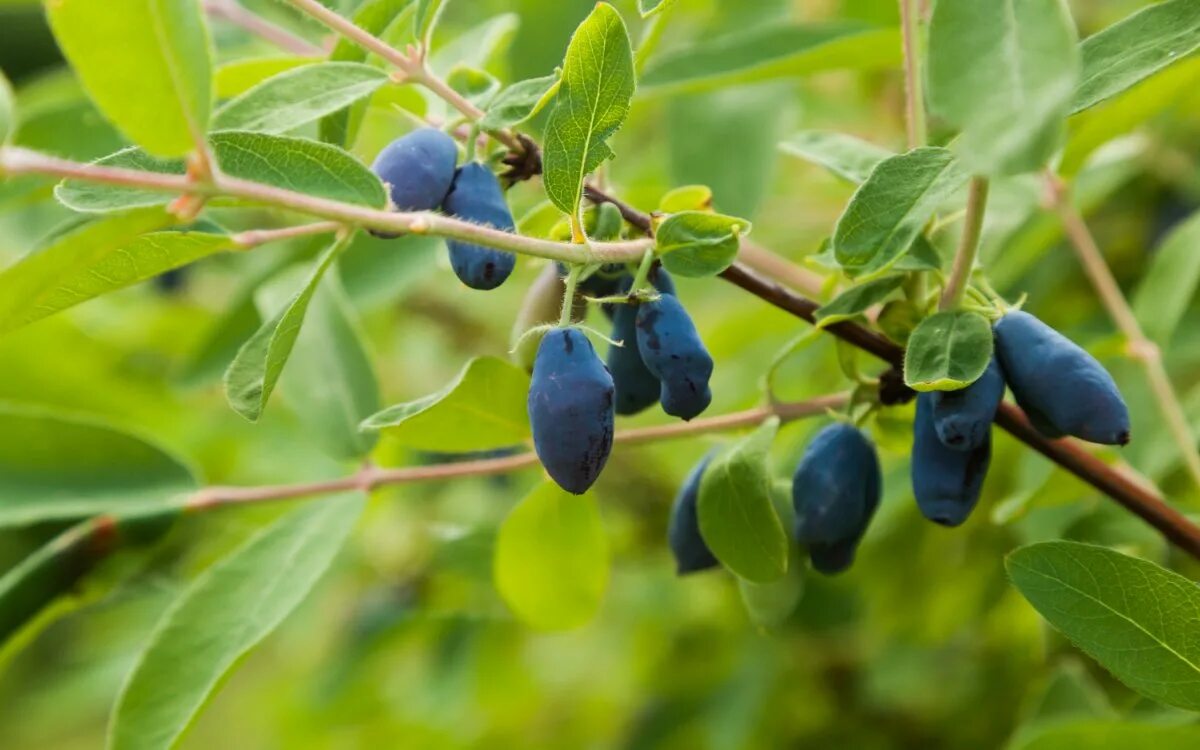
[1045,173,1200,492]
[231,221,341,248]
[899,0,927,149]
[202,0,325,56]
[187,394,850,511]
[940,176,989,310]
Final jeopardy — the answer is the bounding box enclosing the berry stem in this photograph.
[628,248,656,294]
[559,265,583,327]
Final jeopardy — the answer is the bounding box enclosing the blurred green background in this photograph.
[2,0,1200,747]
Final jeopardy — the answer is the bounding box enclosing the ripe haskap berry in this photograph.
[668,453,719,575]
[912,394,991,527]
[792,423,881,575]
[994,311,1131,445]
[528,328,615,494]
[606,272,678,416]
[930,356,1005,451]
[370,128,457,237]
[635,294,713,421]
[442,163,517,290]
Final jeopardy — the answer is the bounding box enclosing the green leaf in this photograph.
[320,0,416,146]
[1007,541,1200,712]
[698,418,788,584]
[656,211,751,278]
[414,0,447,45]
[778,130,893,184]
[637,0,678,19]
[1072,0,1200,114]
[478,74,560,131]
[494,482,609,630]
[639,23,900,96]
[1133,211,1200,346]
[927,0,1080,176]
[833,147,967,276]
[257,266,381,462]
[58,131,387,213]
[214,56,320,99]
[814,276,904,328]
[445,65,500,105]
[0,404,196,527]
[904,310,994,392]
[0,207,174,335]
[109,494,363,750]
[1010,721,1200,750]
[738,481,803,629]
[45,0,213,157]
[658,185,713,213]
[224,241,343,422]
[213,62,389,135]
[361,357,530,452]
[542,2,635,218]
[0,70,13,145]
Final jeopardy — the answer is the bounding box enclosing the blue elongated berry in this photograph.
[528,328,615,494]
[441,163,517,290]
[929,356,1005,451]
[371,128,458,212]
[911,394,991,527]
[994,311,1130,445]
[635,295,713,421]
[792,423,881,575]
[605,272,678,416]
[668,453,719,575]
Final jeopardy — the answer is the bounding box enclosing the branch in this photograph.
[940,176,989,310]
[1045,173,1200,492]
[203,0,325,57]
[187,394,850,511]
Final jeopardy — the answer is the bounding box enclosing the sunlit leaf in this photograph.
[0,70,13,145]
[656,211,751,277]
[903,311,993,391]
[213,62,389,135]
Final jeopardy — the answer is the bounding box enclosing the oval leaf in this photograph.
[779,130,893,185]
[360,357,531,452]
[833,147,967,276]
[494,482,609,630]
[213,62,389,134]
[903,310,993,392]
[45,0,213,157]
[657,211,751,277]
[1007,541,1200,712]
[927,0,1080,176]
[479,74,560,131]
[698,417,788,583]
[640,23,900,96]
[1073,0,1200,113]
[1132,210,1200,346]
[542,2,635,218]
[109,494,363,750]
[815,275,904,328]
[0,404,196,527]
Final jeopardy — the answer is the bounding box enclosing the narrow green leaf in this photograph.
[213,62,388,135]
[698,418,788,584]
[778,130,893,184]
[1133,211,1200,345]
[414,0,447,45]
[1007,541,1200,712]
[903,310,993,392]
[833,147,967,276]
[0,207,173,335]
[927,0,1080,176]
[479,74,560,131]
[814,276,904,328]
[224,242,343,422]
[45,0,213,157]
[109,495,363,750]
[542,2,635,218]
[361,357,530,452]
[1073,0,1200,113]
[657,211,751,277]
[639,23,900,95]
[0,70,13,145]
[0,404,196,527]
[58,132,387,213]
[494,482,609,630]
[1010,721,1200,750]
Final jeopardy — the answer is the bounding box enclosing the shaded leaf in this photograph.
[542,3,635,218]
[815,276,904,328]
[1007,541,1200,711]
[698,418,788,583]
[904,310,993,391]
[213,62,389,134]
[1133,210,1200,345]
[1072,0,1200,113]
[657,211,751,277]
[361,357,530,452]
[479,74,560,131]
[109,495,363,750]
[45,0,213,157]
[779,130,893,184]
[494,482,608,630]
[414,0,448,45]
